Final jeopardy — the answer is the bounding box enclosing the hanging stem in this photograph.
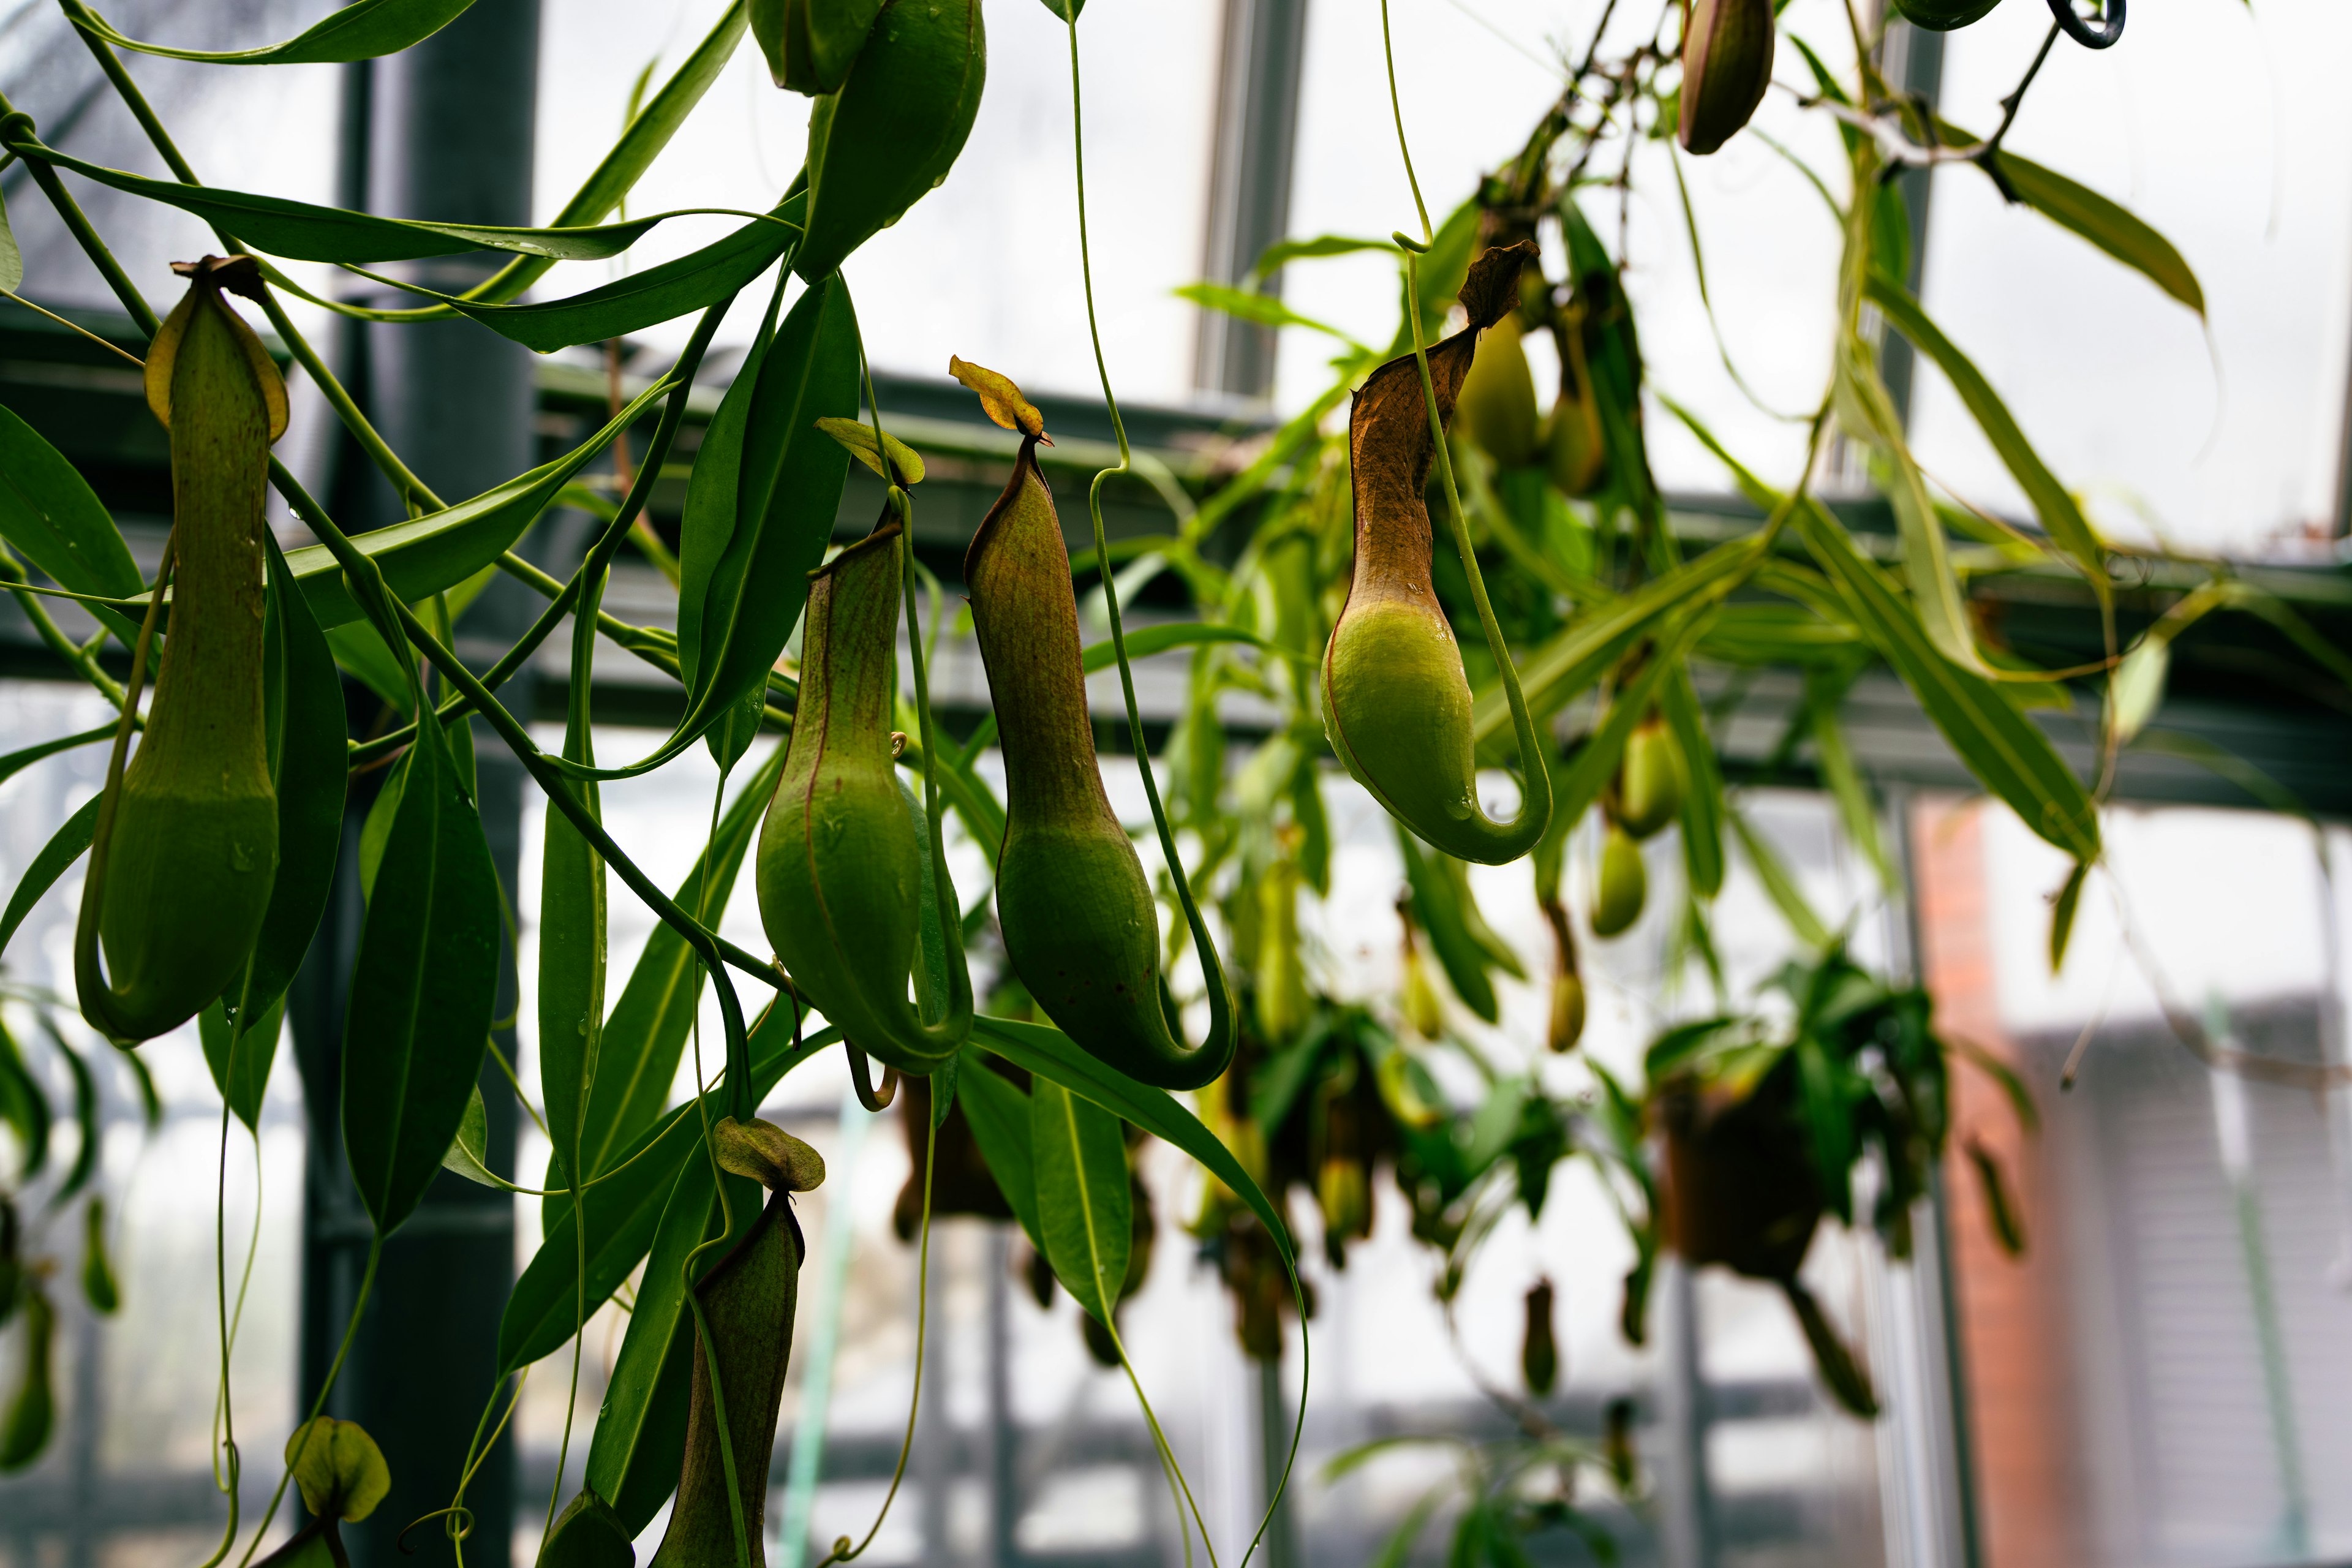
[1061,1,1235,1067]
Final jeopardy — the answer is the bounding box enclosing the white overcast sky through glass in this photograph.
[531,0,2352,557]
[533,0,1218,405]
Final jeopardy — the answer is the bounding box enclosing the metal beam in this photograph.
[291,6,542,1564]
[1195,0,1311,402]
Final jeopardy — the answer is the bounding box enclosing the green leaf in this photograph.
[439,203,799,353]
[568,743,785,1216]
[971,1014,1296,1267]
[1804,669,1894,890]
[237,538,349,1023]
[1030,1076,1132,1325]
[576,1012,821,1543]
[277,379,668,629]
[2048,856,2089,974]
[323,619,415,715]
[1174,283,1363,344]
[1471,540,1761,742]
[510,1019,829,1380]
[674,271,858,734]
[13,137,744,265]
[475,1,753,303]
[1249,232,1395,281]
[200,993,284,1136]
[339,719,502,1237]
[1864,277,2105,586]
[0,725,115,793]
[1662,667,1724,899]
[1672,405,2098,864]
[68,0,475,64]
[538,780,605,1193]
[1697,603,1861,666]
[0,408,142,644]
[0,1016,52,1178]
[954,1048,1044,1248]
[1727,804,1831,950]
[51,1026,99,1200]
[440,1085,528,1191]
[0,797,99,963]
[1833,329,1989,676]
[1940,121,2204,317]
[816,416,926,486]
[1552,614,1713,831]
[80,1197,118,1314]
[1396,826,1499,1023]
[1798,508,2098,861]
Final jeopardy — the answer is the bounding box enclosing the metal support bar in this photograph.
[1878,17,1946,428]
[1194,0,1311,402]
[292,6,541,1564]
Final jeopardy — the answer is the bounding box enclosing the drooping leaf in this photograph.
[440,1085,530,1191]
[1471,540,1761,741]
[51,1027,99,1200]
[476,0,752,304]
[277,379,668,628]
[1865,277,2106,586]
[971,1014,1295,1267]
[1030,1076,1132,1325]
[1174,283,1363,345]
[0,409,142,645]
[1669,405,2098,863]
[816,416,925,486]
[339,720,502,1237]
[1940,121,2204,317]
[568,742,786,1211]
[954,1050,1044,1250]
[0,796,100,963]
[574,1008,821,1545]
[0,1016,51,1178]
[1248,232,1393,281]
[67,0,476,64]
[1395,827,1499,1023]
[0,725,115,793]
[435,204,799,352]
[1833,329,1990,676]
[12,136,741,265]
[80,1195,118,1314]
[1551,614,1713,831]
[674,271,857,734]
[236,538,348,1024]
[1804,668,1894,891]
[1662,667,1725,899]
[2048,856,2089,974]
[200,992,284,1135]
[513,1021,829,1377]
[1727,804,1831,951]
[538,769,605,1195]
[324,619,415,717]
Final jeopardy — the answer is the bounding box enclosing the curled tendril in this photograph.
[396,1506,475,1554]
[2045,0,2122,48]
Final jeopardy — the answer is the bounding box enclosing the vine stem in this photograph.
[1060,0,1235,1074]
[235,1237,383,1568]
[816,1116,937,1568]
[1378,0,1434,243]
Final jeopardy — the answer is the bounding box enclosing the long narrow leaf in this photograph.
[339,720,502,1237]
[1662,666,1725,899]
[1864,276,2105,585]
[971,1015,1296,1266]
[69,0,475,64]
[0,797,100,962]
[1030,1077,1132,1325]
[955,1050,1045,1250]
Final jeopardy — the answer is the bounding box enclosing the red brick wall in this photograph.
[1912,799,2086,1568]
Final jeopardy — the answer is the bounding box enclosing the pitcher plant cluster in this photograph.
[0,0,2337,1562]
